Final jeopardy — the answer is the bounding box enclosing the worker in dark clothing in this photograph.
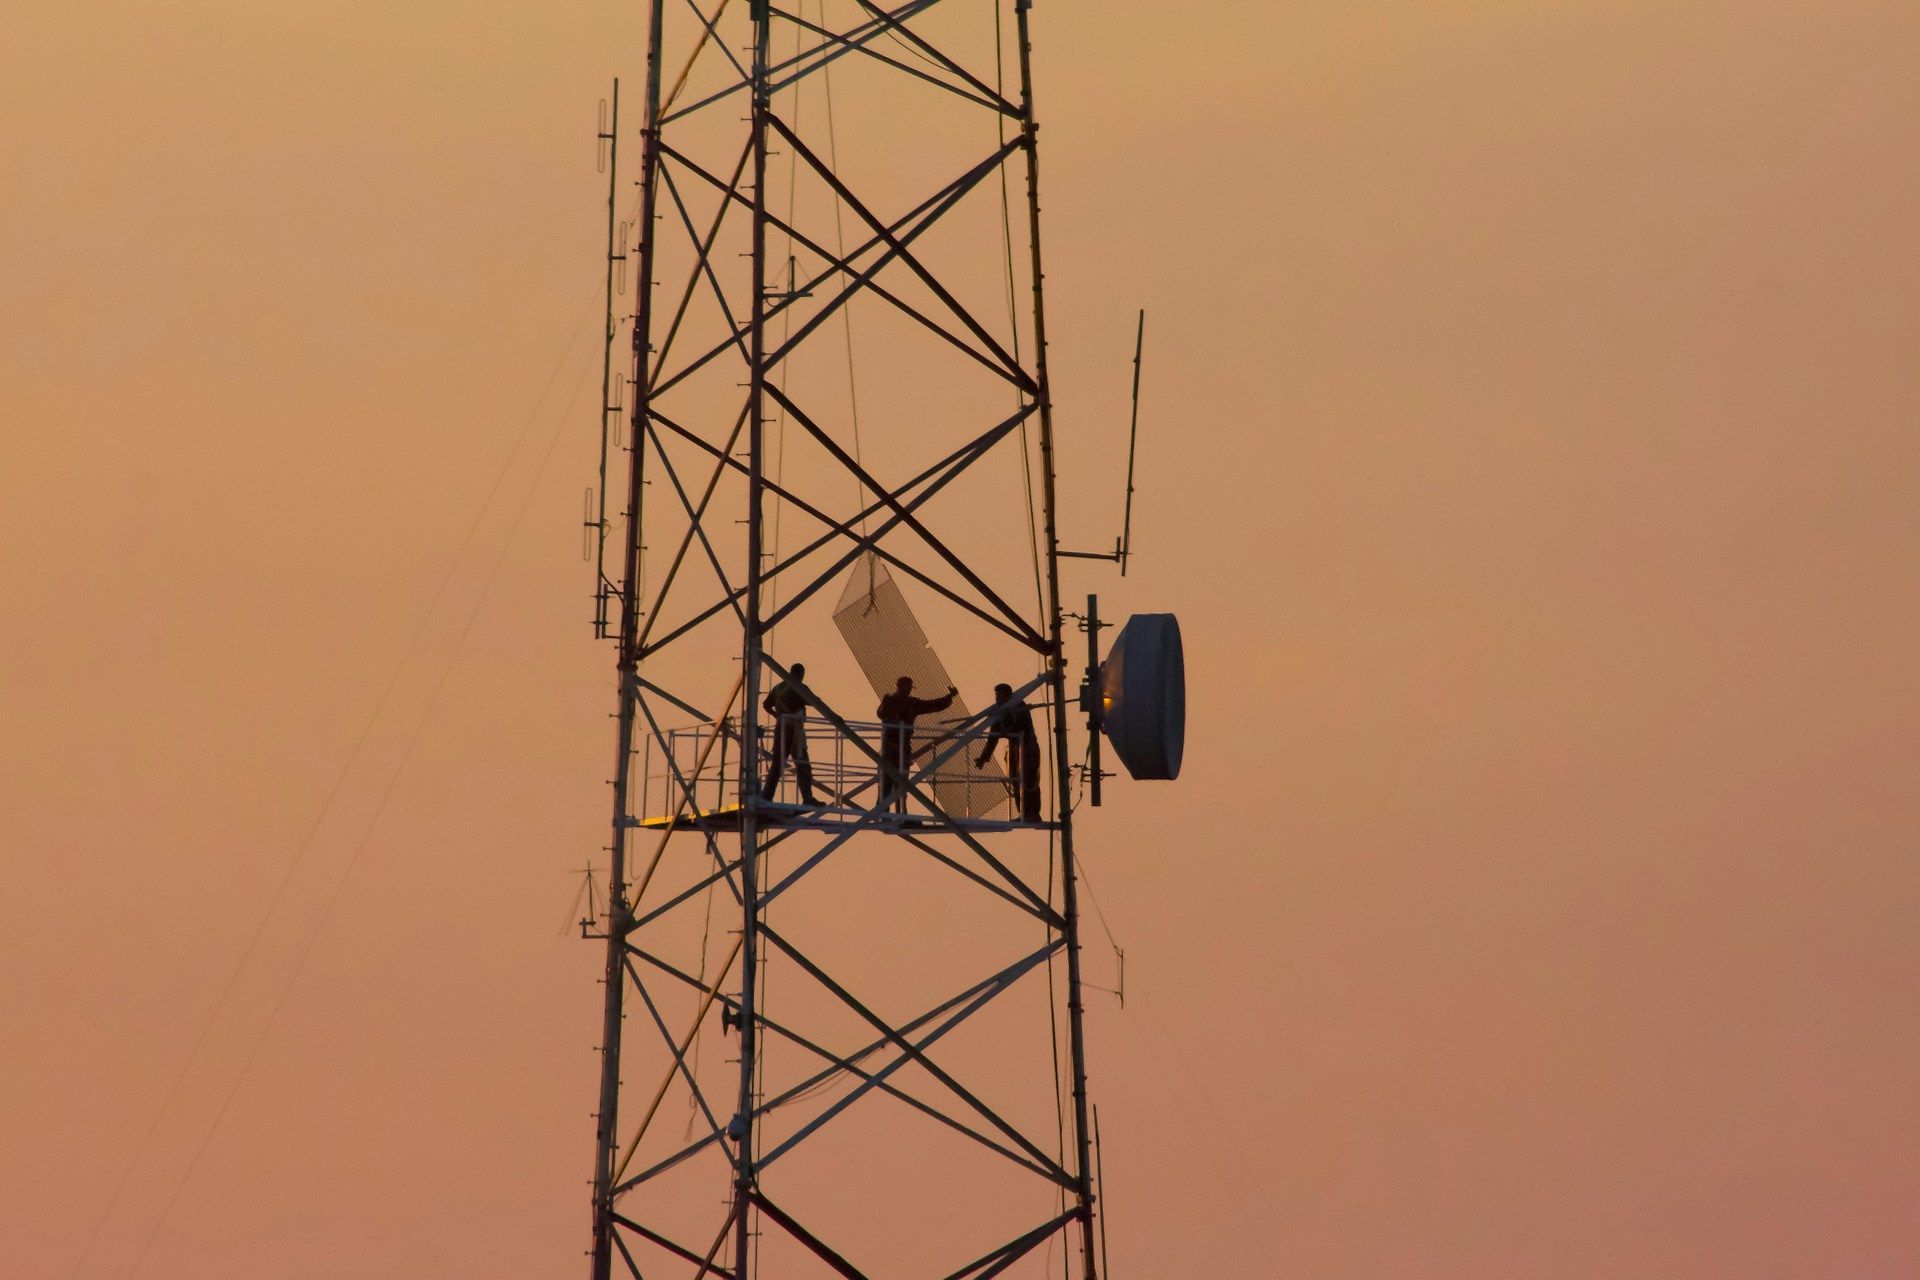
[875,675,956,813]
[760,663,819,805]
[974,682,1043,821]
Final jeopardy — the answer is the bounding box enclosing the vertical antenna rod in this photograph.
[591,80,621,635]
[1119,309,1144,577]
[590,9,664,1280]
[1015,1,1102,1276]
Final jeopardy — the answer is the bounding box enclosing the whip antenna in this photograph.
[1120,307,1144,576]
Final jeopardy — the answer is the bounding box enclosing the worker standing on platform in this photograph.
[975,682,1043,822]
[760,662,819,805]
[876,675,956,813]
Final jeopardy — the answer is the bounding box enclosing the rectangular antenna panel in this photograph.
[832,555,1004,818]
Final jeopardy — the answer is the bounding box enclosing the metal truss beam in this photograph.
[589,3,1103,1277]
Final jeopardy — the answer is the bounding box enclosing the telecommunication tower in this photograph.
[578,4,1183,1279]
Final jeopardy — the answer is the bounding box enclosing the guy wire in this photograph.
[115,308,602,1280]
[62,301,598,1280]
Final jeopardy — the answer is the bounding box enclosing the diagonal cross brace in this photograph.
[768,112,1028,383]
[939,1209,1081,1280]
[625,943,1068,1185]
[644,417,748,633]
[661,0,947,125]
[751,1192,873,1280]
[766,384,1046,649]
[616,938,1067,1193]
[758,924,1066,1175]
[611,1213,738,1280]
[632,400,751,656]
[768,6,1011,117]
[654,136,1033,397]
[643,406,1038,654]
[649,139,752,392]
[844,0,1016,112]
[623,956,729,1152]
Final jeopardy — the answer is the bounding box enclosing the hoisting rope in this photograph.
[818,0,872,548]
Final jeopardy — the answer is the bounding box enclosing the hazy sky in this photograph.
[5,2,1919,1277]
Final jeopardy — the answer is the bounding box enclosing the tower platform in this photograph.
[629,800,1055,835]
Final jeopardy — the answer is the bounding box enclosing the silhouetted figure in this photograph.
[760,663,818,805]
[875,675,956,813]
[974,682,1043,822]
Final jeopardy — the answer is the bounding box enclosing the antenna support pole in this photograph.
[590,80,622,636]
[1082,593,1105,808]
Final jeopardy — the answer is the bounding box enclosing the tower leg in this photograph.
[1016,0,1102,1273]
[590,4,666,1278]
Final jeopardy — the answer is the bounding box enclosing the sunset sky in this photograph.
[5,2,1919,1277]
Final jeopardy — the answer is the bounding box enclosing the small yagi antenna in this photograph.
[1061,309,1148,575]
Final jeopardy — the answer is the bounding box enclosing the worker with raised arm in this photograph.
[974,682,1043,822]
[759,662,819,805]
[875,675,956,813]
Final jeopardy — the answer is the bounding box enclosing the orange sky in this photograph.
[5,2,1919,1277]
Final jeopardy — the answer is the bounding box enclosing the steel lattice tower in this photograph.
[584,4,1106,1277]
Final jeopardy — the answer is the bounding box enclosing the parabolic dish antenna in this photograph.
[1099,612,1185,780]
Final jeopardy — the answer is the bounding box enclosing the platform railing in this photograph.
[638,714,1027,823]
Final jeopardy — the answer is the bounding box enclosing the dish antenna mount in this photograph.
[1078,594,1186,806]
